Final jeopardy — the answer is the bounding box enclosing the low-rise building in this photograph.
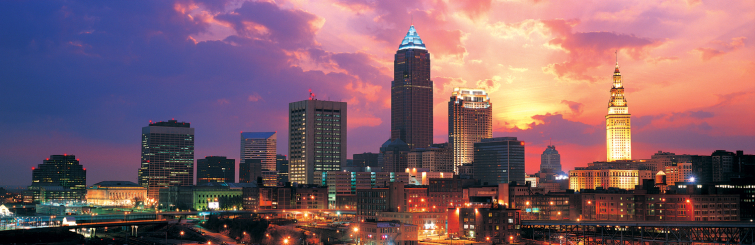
[86,181,148,207]
[448,205,521,243]
[515,194,572,220]
[569,169,653,190]
[360,220,419,245]
[159,182,255,211]
[241,185,326,210]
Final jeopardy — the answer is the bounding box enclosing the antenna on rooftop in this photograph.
[309,89,316,100]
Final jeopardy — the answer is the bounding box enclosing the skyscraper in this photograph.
[276,154,289,185]
[197,156,235,184]
[239,159,262,184]
[27,155,87,203]
[473,137,525,185]
[289,99,347,185]
[32,154,87,190]
[138,120,194,201]
[391,25,433,150]
[606,55,632,161]
[241,132,277,171]
[540,145,561,173]
[449,88,493,172]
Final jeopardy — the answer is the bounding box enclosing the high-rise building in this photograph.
[276,154,289,185]
[138,120,194,201]
[391,25,433,150]
[606,56,632,161]
[540,145,562,173]
[239,159,262,184]
[32,154,87,190]
[197,156,235,184]
[241,132,277,171]
[289,99,347,185]
[473,137,525,185]
[449,88,493,173]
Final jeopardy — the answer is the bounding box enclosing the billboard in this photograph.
[208,202,219,210]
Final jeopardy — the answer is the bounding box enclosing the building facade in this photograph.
[32,154,87,190]
[473,137,525,185]
[86,181,147,207]
[276,154,289,185]
[353,153,379,168]
[540,145,562,173]
[288,99,347,185]
[239,159,262,184]
[139,120,194,201]
[407,143,452,173]
[449,88,492,173]
[241,132,277,172]
[360,220,419,245]
[197,156,235,184]
[391,25,433,150]
[379,138,410,173]
[568,169,652,190]
[606,58,632,161]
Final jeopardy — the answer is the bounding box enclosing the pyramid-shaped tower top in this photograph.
[398,25,427,50]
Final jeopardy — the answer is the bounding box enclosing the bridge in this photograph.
[521,220,755,244]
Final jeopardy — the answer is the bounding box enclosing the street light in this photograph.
[180,231,185,245]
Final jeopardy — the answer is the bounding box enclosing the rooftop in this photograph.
[398,25,426,50]
[241,132,276,139]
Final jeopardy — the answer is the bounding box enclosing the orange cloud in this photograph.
[541,19,664,83]
[694,37,746,61]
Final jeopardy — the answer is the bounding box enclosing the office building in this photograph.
[320,171,410,209]
[606,57,632,161]
[239,159,262,184]
[32,154,87,191]
[379,138,410,173]
[276,154,289,185]
[568,169,653,190]
[407,143,452,173]
[158,182,255,211]
[540,145,562,173]
[241,132,277,171]
[353,152,379,168]
[712,150,735,182]
[138,120,194,201]
[27,154,87,203]
[289,99,347,185]
[449,88,492,172]
[391,25,433,150]
[473,137,525,185]
[197,156,235,184]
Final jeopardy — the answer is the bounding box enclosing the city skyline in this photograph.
[1,1,754,186]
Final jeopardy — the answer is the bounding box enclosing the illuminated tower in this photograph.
[449,88,492,172]
[288,99,347,185]
[606,55,631,161]
[139,120,194,201]
[391,25,433,150]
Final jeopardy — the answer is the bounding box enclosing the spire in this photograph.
[398,25,427,50]
[614,50,620,73]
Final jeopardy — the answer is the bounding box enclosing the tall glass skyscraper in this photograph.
[449,88,493,173]
[391,25,433,150]
[289,99,347,184]
[138,120,194,201]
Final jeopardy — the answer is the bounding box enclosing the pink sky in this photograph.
[1,0,753,185]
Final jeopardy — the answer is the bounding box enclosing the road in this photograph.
[194,225,238,245]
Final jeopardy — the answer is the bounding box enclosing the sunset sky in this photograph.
[1,0,753,186]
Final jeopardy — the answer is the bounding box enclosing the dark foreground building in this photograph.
[197,156,235,184]
[138,120,194,201]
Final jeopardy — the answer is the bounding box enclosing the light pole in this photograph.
[180,230,185,245]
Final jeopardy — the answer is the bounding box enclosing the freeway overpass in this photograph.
[521,220,755,244]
